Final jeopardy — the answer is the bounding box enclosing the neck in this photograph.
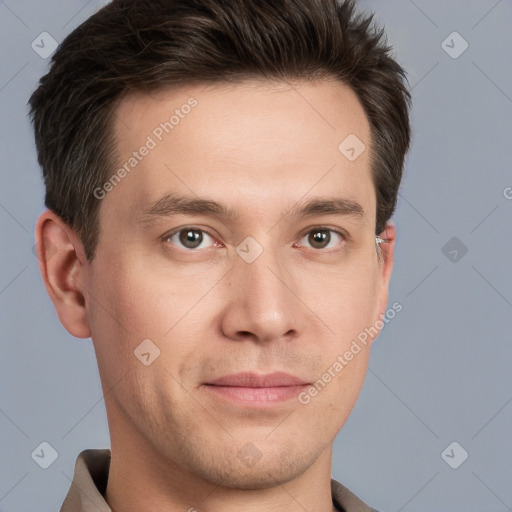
[104,413,337,512]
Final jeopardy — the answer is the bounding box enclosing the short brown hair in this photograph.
[29,0,411,260]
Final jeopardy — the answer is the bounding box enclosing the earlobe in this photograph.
[35,210,92,339]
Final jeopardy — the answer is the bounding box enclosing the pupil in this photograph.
[180,229,202,248]
[310,230,330,248]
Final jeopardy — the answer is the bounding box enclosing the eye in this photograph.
[163,226,346,253]
[165,227,220,250]
[295,227,346,250]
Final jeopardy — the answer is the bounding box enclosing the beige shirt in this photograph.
[60,449,379,512]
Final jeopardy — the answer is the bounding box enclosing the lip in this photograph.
[205,372,309,387]
[202,372,310,407]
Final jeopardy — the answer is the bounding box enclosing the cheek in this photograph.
[86,253,217,382]
[88,252,192,337]
[300,254,379,407]
[295,343,370,446]
[85,256,165,384]
[310,254,381,341]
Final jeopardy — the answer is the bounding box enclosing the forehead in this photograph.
[104,79,375,229]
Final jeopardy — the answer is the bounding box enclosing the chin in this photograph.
[184,438,322,490]
[201,463,307,491]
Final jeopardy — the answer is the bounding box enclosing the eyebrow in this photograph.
[137,192,365,224]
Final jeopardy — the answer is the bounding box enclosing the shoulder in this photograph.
[60,449,111,512]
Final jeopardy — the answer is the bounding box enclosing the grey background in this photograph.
[0,0,511,511]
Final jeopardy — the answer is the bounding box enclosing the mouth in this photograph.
[202,372,310,407]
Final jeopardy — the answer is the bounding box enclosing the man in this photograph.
[29,0,411,510]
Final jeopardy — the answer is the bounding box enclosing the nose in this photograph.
[219,244,302,344]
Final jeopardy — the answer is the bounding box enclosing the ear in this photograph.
[35,210,92,338]
[374,221,396,321]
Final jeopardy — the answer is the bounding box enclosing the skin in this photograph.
[36,79,395,512]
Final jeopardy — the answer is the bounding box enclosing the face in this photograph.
[47,79,394,489]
